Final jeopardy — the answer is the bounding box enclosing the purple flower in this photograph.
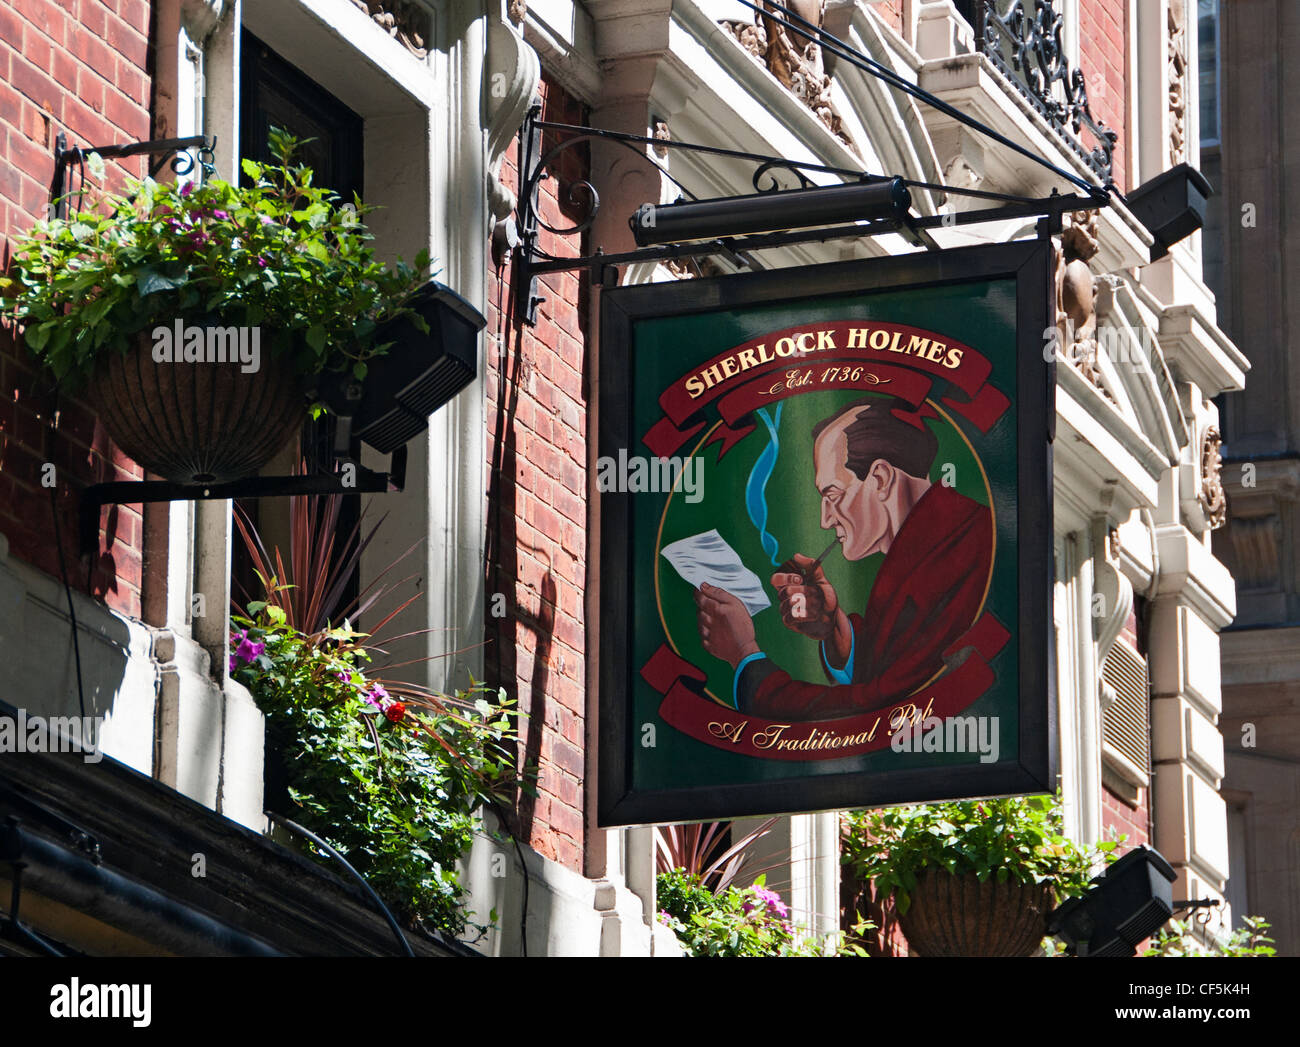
[256,256,268,268]
[259,215,275,227]
[179,181,194,197]
[363,684,391,711]
[212,210,230,220]
[744,886,789,919]
[229,629,265,668]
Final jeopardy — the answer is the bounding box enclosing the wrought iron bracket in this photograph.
[50,133,217,219]
[511,109,1109,317]
[78,445,407,556]
[512,107,891,325]
[1171,897,1223,927]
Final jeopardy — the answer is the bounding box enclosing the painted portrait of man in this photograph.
[695,395,993,720]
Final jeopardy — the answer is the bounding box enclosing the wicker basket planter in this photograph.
[897,869,1055,957]
[90,325,306,485]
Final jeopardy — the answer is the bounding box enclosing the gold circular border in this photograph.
[651,393,999,709]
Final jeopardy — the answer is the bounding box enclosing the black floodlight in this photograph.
[1126,162,1213,260]
[322,280,485,454]
[629,177,913,247]
[1047,845,1177,956]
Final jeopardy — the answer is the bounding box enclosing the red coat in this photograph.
[736,483,993,720]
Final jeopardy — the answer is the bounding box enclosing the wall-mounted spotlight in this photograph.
[318,280,485,455]
[629,177,913,247]
[1047,845,1178,956]
[1126,162,1213,261]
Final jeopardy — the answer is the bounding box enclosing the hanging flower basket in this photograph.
[897,869,1055,957]
[0,127,431,483]
[90,323,307,484]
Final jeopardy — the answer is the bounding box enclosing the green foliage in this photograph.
[1141,916,1276,957]
[841,794,1120,916]
[656,870,813,957]
[229,601,519,937]
[0,127,430,388]
[656,869,861,957]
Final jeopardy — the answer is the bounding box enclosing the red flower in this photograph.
[385,702,406,723]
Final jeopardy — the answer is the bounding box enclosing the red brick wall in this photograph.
[1,0,153,618]
[1103,784,1151,848]
[871,0,905,35]
[485,78,590,873]
[1078,0,1128,191]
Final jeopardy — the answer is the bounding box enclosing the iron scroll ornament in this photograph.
[149,138,218,182]
[514,112,872,264]
[50,134,219,221]
[976,0,1117,182]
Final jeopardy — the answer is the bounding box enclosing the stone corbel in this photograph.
[486,8,541,236]
[1091,516,1134,704]
[179,0,229,40]
[914,0,975,62]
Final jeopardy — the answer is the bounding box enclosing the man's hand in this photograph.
[695,584,760,669]
[772,554,840,640]
[771,554,854,669]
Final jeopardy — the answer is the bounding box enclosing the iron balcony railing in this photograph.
[953,0,1117,182]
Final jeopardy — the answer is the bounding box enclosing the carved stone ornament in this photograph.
[1091,518,1133,665]
[1200,425,1228,529]
[1053,210,1114,401]
[720,4,856,154]
[508,0,527,27]
[350,0,430,58]
[1168,1,1187,164]
[652,120,671,159]
[665,256,726,280]
[485,17,540,229]
[721,19,768,61]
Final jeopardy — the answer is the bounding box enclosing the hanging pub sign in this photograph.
[597,240,1057,826]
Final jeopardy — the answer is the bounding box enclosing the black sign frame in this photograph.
[597,239,1057,827]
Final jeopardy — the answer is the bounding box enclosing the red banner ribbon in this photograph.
[642,612,1011,761]
[643,321,1010,458]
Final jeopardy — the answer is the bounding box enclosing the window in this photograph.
[1198,0,1220,149]
[232,32,367,614]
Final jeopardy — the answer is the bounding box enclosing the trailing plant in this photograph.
[656,870,829,957]
[0,127,429,389]
[230,598,521,936]
[842,794,1121,916]
[1141,916,1276,957]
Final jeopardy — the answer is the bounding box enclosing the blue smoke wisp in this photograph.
[745,402,783,567]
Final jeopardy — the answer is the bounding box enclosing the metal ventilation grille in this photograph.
[1102,642,1150,775]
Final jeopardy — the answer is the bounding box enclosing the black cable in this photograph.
[901,177,1100,205]
[733,0,1103,194]
[266,811,415,957]
[49,479,88,722]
